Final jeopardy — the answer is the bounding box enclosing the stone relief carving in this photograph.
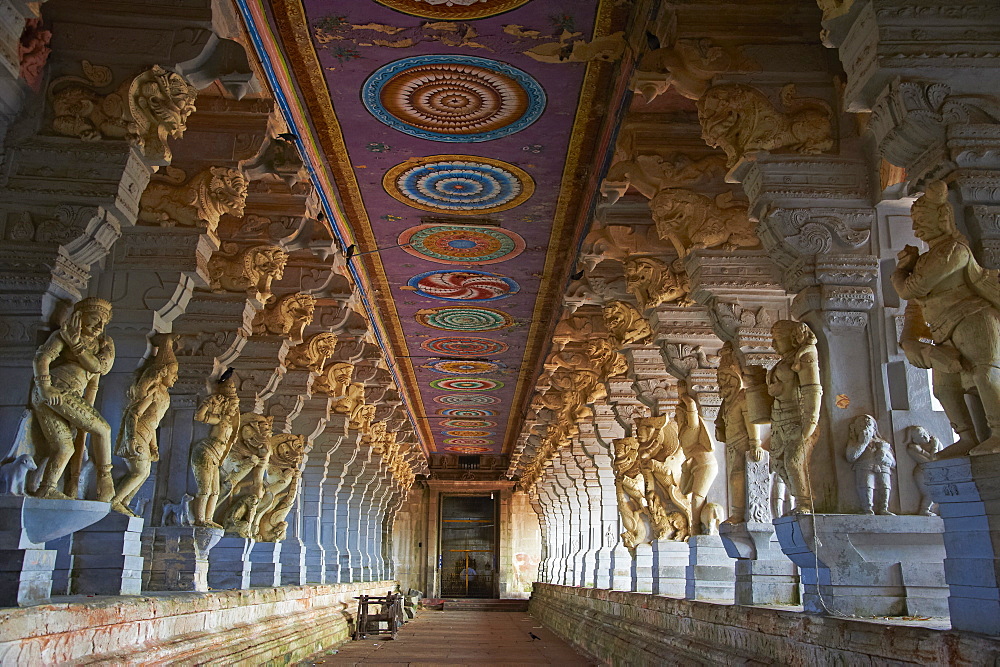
[650,189,758,257]
[632,38,755,103]
[715,342,763,523]
[29,297,117,503]
[601,153,726,203]
[676,380,718,534]
[138,167,249,235]
[746,320,822,515]
[18,18,52,92]
[894,181,1000,458]
[313,361,354,398]
[663,343,719,379]
[766,209,871,256]
[697,83,834,167]
[217,413,274,537]
[604,301,652,346]
[252,433,307,542]
[251,293,316,340]
[905,425,943,516]
[624,256,694,310]
[845,415,896,515]
[285,333,339,372]
[710,301,776,342]
[635,415,689,542]
[189,377,242,529]
[208,244,289,301]
[112,333,178,516]
[612,436,652,549]
[243,136,308,187]
[50,62,198,163]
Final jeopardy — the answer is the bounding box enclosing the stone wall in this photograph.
[0,580,395,665]
[529,583,1000,666]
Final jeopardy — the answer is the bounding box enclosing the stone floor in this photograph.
[301,609,595,665]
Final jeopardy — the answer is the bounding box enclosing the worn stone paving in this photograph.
[301,609,595,666]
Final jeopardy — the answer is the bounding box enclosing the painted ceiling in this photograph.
[245,0,629,459]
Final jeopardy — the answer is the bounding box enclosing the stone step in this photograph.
[440,599,529,612]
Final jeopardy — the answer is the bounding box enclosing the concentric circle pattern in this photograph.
[444,430,494,438]
[385,157,534,214]
[437,408,497,417]
[442,420,497,428]
[422,337,509,357]
[430,378,503,391]
[399,225,525,265]
[445,438,494,446]
[408,270,519,301]
[416,306,512,331]
[434,394,502,405]
[362,56,545,142]
[425,359,504,375]
[444,445,491,453]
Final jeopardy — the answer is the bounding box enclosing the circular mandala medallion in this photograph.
[442,420,497,429]
[422,337,509,357]
[408,270,519,301]
[445,438,494,446]
[437,408,497,417]
[430,378,503,391]
[434,394,502,405]
[385,157,534,214]
[399,224,525,265]
[444,445,491,454]
[416,306,512,331]
[425,359,504,375]
[444,430,494,438]
[363,55,544,141]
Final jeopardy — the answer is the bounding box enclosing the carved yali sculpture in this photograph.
[50,63,197,163]
[697,83,833,168]
[313,361,354,398]
[612,436,652,549]
[30,297,117,503]
[252,293,316,340]
[217,413,274,536]
[753,320,822,515]
[208,244,288,302]
[138,166,248,235]
[635,414,690,541]
[603,301,652,346]
[601,152,727,203]
[893,181,1000,458]
[623,256,694,311]
[189,376,241,528]
[112,333,178,516]
[252,433,307,542]
[650,189,757,258]
[285,332,338,372]
[676,381,718,534]
[715,342,764,523]
[905,426,943,516]
[845,415,896,516]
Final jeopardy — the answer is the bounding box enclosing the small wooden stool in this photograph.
[353,591,403,640]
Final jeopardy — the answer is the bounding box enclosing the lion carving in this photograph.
[697,83,833,167]
[208,244,288,301]
[624,256,695,310]
[252,293,316,340]
[651,189,758,257]
[139,167,248,234]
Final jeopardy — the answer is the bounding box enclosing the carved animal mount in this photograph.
[697,83,834,167]
[650,189,758,257]
[208,244,288,301]
[50,62,197,163]
[624,256,694,311]
[603,301,652,346]
[252,293,317,340]
[139,167,248,234]
[162,494,194,526]
[285,332,338,372]
[601,153,727,203]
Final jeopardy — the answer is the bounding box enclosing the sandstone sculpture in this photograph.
[604,301,652,346]
[755,320,822,515]
[601,153,726,203]
[715,341,763,523]
[189,377,241,528]
[252,293,317,340]
[208,244,289,302]
[31,297,117,503]
[112,333,178,516]
[905,425,943,516]
[697,83,833,167]
[623,256,694,311]
[217,413,274,536]
[285,332,339,372]
[635,414,689,541]
[893,181,1000,457]
[845,415,896,515]
[138,167,248,235]
[253,433,307,542]
[612,436,651,549]
[313,361,354,398]
[650,189,757,258]
[676,380,718,533]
